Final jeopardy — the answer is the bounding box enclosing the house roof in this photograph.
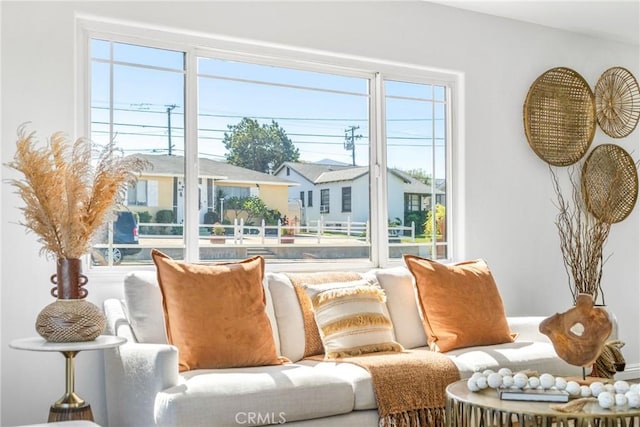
[280,161,443,194]
[315,166,368,183]
[132,154,298,186]
[276,162,354,184]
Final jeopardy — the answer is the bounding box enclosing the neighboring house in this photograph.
[274,161,444,226]
[126,154,298,224]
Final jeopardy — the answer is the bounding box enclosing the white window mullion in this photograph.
[184,49,200,262]
[370,72,387,267]
[447,84,460,261]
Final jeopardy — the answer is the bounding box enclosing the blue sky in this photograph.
[90,39,446,176]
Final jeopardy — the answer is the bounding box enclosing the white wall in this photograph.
[2,2,638,426]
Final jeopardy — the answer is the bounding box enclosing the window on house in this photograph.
[85,28,454,268]
[405,194,421,212]
[342,187,352,213]
[127,180,149,206]
[320,189,330,214]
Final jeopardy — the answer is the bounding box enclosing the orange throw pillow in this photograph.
[403,255,514,352]
[152,250,285,371]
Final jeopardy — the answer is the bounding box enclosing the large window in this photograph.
[86,29,453,267]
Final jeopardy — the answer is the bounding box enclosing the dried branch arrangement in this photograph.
[6,124,149,259]
[550,164,612,305]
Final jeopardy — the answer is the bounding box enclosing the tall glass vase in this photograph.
[35,258,106,342]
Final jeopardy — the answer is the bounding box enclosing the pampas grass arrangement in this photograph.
[6,124,149,259]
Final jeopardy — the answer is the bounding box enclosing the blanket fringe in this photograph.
[378,407,446,427]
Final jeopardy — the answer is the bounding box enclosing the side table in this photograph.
[10,335,126,423]
[446,379,640,426]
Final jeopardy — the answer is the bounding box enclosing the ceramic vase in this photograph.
[35,258,105,342]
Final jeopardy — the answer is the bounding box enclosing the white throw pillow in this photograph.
[304,279,403,359]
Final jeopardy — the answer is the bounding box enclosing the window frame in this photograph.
[341,186,352,213]
[320,188,330,214]
[77,17,462,273]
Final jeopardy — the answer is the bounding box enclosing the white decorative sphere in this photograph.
[476,375,488,389]
[566,381,581,396]
[483,369,495,376]
[627,393,640,408]
[555,377,568,391]
[590,381,605,397]
[467,377,480,392]
[580,385,592,397]
[502,375,514,388]
[498,368,512,377]
[487,373,503,389]
[598,391,615,409]
[471,372,484,381]
[614,380,630,394]
[615,393,628,406]
[630,384,640,393]
[539,374,555,389]
[513,373,528,389]
[605,384,616,393]
[528,377,541,389]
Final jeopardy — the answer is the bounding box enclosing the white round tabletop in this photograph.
[9,335,126,352]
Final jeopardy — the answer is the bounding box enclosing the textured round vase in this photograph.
[36,258,106,342]
[36,299,106,342]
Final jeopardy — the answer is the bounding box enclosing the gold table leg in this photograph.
[48,351,94,422]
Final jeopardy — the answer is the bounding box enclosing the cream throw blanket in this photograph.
[287,272,461,426]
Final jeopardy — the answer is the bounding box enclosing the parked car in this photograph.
[107,210,141,264]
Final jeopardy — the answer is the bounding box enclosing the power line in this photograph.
[91,105,441,123]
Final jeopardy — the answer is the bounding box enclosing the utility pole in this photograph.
[344,125,362,166]
[166,104,177,155]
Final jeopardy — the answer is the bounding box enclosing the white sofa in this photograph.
[103,266,583,427]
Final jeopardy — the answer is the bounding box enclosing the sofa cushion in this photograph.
[152,250,284,371]
[154,364,355,426]
[123,270,167,344]
[404,255,515,352]
[267,272,306,362]
[368,267,428,349]
[305,280,403,358]
[446,341,585,378]
[298,359,377,410]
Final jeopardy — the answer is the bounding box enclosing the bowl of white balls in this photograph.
[466,368,640,409]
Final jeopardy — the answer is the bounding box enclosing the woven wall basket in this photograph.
[582,144,639,224]
[595,67,640,138]
[524,67,596,166]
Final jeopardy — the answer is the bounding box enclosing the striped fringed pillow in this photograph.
[304,279,404,359]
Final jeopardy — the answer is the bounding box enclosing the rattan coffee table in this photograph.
[445,379,640,427]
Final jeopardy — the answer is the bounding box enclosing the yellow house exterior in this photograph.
[125,154,298,225]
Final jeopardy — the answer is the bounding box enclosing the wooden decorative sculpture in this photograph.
[539,294,612,367]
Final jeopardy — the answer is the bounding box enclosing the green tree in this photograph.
[223,118,300,172]
[242,196,270,224]
[224,195,270,225]
[404,168,432,185]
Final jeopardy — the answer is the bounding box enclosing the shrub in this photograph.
[156,210,175,235]
[156,210,174,223]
